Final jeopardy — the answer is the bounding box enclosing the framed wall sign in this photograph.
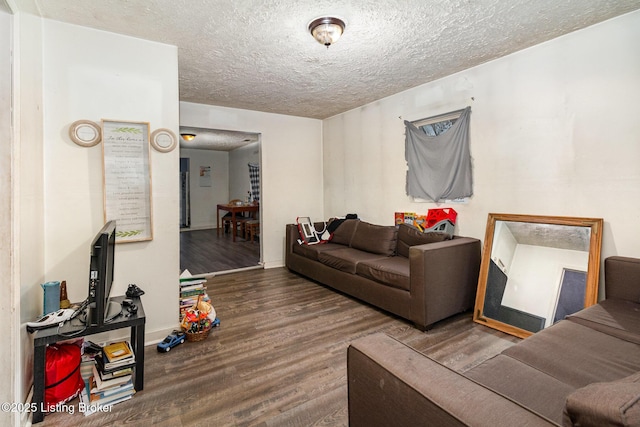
[102,120,153,243]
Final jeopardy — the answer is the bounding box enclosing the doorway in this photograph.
[178,127,262,276]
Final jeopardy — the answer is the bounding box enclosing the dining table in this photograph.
[216,202,259,242]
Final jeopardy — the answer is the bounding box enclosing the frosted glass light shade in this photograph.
[309,17,345,47]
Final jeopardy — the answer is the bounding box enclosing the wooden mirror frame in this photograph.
[473,213,603,338]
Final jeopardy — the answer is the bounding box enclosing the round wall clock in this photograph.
[69,120,102,147]
[150,128,178,153]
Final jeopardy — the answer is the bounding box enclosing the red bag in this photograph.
[44,343,85,411]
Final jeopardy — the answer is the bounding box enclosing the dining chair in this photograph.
[222,199,248,237]
[244,220,260,243]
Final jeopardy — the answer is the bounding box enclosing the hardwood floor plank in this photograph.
[41,268,518,427]
[260,387,348,427]
[180,228,260,275]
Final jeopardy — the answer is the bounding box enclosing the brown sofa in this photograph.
[347,256,640,427]
[285,220,482,330]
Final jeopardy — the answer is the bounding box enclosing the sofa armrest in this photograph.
[348,333,556,427]
[285,224,299,266]
[286,223,298,248]
[409,237,481,330]
[605,256,640,302]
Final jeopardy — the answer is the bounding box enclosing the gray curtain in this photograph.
[248,162,260,202]
[405,106,472,201]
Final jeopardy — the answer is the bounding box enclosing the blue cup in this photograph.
[42,281,60,315]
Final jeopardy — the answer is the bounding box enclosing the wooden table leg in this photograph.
[231,211,237,242]
[216,207,220,236]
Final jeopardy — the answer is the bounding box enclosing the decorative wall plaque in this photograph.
[69,120,102,147]
[150,128,178,153]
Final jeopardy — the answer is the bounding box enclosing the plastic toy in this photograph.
[157,330,186,352]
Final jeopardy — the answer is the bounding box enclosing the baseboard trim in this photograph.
[210,264,263,277]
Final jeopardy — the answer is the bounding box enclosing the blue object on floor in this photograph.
[157,330,186,352]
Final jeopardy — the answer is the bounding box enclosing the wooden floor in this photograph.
[180,228,260,275]
[42,268,519,427]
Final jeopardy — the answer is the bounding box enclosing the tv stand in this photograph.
[105,299,123,323]
[31,295,145,424]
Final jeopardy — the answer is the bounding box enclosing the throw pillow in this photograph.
[563,372,640,427]
[351,222,398,256]
[331,219,360,246]
[396,223,452,258]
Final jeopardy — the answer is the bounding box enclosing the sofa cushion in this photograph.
[356,257,410,291]
[351,222,398,256]
[318,248,389,274]
[502,321,640,388]
[396,224,452,258]
[292,242,345,261]
[566,299,640,345]
[330,219,359,246]
[563,371,640,427]
[466,354,576,424]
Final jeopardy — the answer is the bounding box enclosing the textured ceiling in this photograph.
[178,127,259,151]
[504,222,591,252]
[13,0,640,120]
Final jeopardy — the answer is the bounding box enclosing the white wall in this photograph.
[180,148,229,229]
[323,11,640,269]
[15,10,46,412]
[180,102,323,268]
[491,221,517,273]
[0,6,19,425]
[39,19,180,345]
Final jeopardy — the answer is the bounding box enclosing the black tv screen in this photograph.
[88,220,119,326]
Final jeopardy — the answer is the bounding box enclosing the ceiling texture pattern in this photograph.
[178,126,259,151]
[14,0,640,120]
[505,222,591,252]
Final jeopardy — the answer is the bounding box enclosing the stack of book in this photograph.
[80,340,136,415]
[179,277,211,321]
[80,355,97,392]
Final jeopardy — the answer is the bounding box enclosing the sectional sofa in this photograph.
[285,219,482,330]
[347,256,640,426]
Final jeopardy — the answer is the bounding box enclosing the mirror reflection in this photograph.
[474,214,603,338]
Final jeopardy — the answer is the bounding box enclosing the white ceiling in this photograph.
[14,0,640,122]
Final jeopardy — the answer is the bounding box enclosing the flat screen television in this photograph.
[87,220,120,326]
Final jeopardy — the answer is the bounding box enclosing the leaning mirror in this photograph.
[473,213,603,338]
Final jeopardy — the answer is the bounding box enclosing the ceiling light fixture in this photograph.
[308,17,345,48]
[181,133,196,141]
